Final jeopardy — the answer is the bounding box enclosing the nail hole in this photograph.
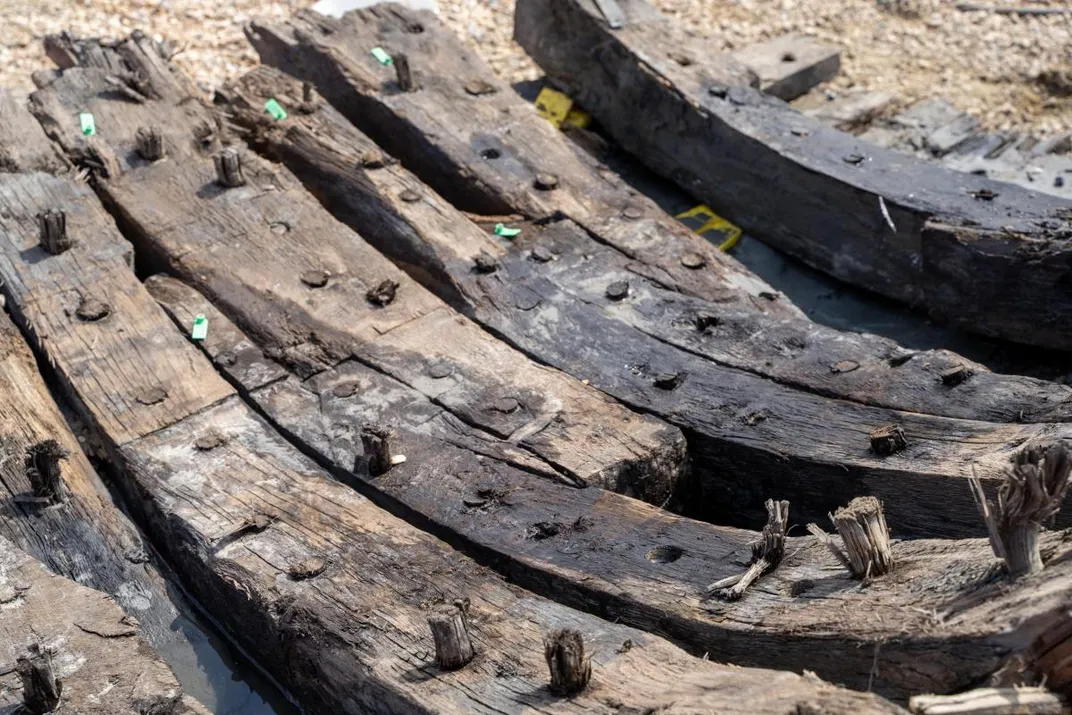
[790,579,815,597]
[480,148,501,160]
[407,22,424,33]
[646,545,684,564]
[782,52,796,62]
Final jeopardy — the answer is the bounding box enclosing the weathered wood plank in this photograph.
[29,34,687,504]
[149,272,1072,702]
[0,167,903,715]
[729,34,841,101]
[240,16,1072,426]
[0,536,208,715]
[0,90,69,175]
[218,65,1072,539]
[244,8,797,319]
[512,0,1072,350]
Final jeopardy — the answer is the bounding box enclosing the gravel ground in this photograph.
[1,0,1068,135]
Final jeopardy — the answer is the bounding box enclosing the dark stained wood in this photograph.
[148,272,1072,701]
[218,66,1072,539]
[0,90,69,175]
[244,7,796,320]
[29,36,688,505]
[0,537,209,715]
[512,0,1072,350]
[0,179,902,715]
[241,17,1072,425]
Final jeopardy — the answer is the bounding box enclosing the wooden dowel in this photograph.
[16,644,62,713]
[831,496,893,579]
[544,628,591,695]
[428,599,475,669]
[37,209,72,255]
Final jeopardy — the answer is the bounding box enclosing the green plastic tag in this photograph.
[264,98,287,121]
[494,223,522,238]
[191,314,208,341]
[371,47,393,66]
[79,113,96,136]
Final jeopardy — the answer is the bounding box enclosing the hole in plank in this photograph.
[782,52,796,62]
[646,545,684,564]
[480,148,501,160]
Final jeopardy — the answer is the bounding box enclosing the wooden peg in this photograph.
[214,148,246,188]
[25,440,68,505]
[16,644,62,713]
[135,126,165,161]
[707,499,789,599]
[831,496,893,579]
[394,53,416,92]
[970,441,1071,578]
[360,425,394,477]
[544,628,591,695]
[428,599,475,669]
[37,209,72,255]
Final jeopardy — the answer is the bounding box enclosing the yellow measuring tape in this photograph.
[675,204,742,252]
[534,87,591,130]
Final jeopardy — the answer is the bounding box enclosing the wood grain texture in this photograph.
[0,89,69,175]
[512,0,1072,350]
[240,17,1072,425]
[245,6,796,320]
[148,272,1072,702]
[219,66,1072,539]
[0,536,206,715]
[29,35,687,503]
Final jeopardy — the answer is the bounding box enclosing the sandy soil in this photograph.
[1,0,1068,135]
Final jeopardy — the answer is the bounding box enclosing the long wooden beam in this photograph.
[213,65,1072,538]
[28,32,688,507]
[4,42,902,715]
[244,6,1072,424]
[512,0,1072,350]
[149,270,1072,702]
[0,536,210,714]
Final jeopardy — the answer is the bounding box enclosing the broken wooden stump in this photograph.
[359,424,394,476]
[213,147,246,187]
[544,628,592,696]
[513,0,1072,351]
[428,599,475,670]
[707,499,789,600]
[831,496,894,579]
[24,440,68,505]
[36,208,71,255]
[135,125,165,161]
[16,644,62,714]
[970,442,1071,577]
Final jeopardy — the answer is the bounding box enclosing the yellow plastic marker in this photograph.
[676,204,742,252]
[534,87,591,130]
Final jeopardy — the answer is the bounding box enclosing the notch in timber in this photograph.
[17,644,62,713]
[214,147,246,188]
[37,209,73,255]
[544,628,591,695]
[428,599,475,669]
[135,125,165,161]
[970,441,1071,578]
[25,440,69,505]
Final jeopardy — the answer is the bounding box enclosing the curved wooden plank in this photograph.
[0,536,207,715]
[0,121,902,715]
[28,32,687,505]
[512,0,1072,350]
[243,8,1072,424]
[218,65,1072,539]
[148,272,1072,703]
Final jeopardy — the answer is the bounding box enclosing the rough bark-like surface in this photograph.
[149,273,1072,702]
[29,34,687,505]
[513,0,1072,350]
[243,12,1072,425]
[219,66,1072,538]
[0,537,206,715]
[0,90,69,175]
